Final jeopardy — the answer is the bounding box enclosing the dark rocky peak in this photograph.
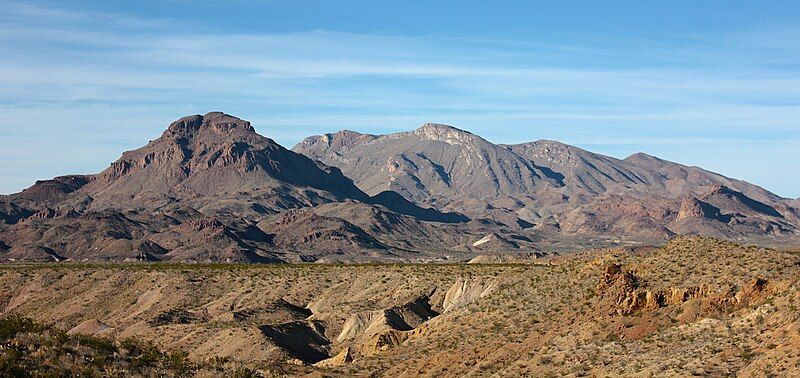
[104,112,277,181]
[90,112,371,204]
[702,185,782,218]
[17,175,93,202]
[163,112,256,138]
[676,197,729,222]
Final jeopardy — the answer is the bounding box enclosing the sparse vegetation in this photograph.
[0,237,798,376]
[0,315,259,376]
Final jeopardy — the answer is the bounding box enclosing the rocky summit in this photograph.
[1,112,799,263]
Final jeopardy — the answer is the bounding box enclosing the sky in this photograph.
[0,1,798,197]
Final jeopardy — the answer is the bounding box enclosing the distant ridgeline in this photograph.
[0,112,798,263]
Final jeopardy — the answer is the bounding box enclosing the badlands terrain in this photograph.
[2,237,800,376]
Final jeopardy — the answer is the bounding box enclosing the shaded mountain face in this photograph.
[668,185,797,238]
[81,112,369,210]
[294,124,564,208]
[295,125,799,243]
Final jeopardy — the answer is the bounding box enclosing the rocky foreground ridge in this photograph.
[2,237,799,375]
[1,112,798,262]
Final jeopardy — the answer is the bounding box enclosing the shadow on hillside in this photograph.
[369,191,469,223]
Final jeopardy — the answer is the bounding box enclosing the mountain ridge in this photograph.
[295,123,798,243]
[1,113,798,263]
[0,113,486,263]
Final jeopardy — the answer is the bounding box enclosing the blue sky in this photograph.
[1,1,798,197]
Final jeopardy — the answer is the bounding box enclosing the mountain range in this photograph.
[295,124,799,241]
[1,112,797,263]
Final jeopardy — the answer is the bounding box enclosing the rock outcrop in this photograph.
[596,263,778,316]
[67,319,114,336]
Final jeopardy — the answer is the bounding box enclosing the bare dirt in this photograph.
[2,236,799,376]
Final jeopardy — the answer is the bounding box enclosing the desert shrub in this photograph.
[0,314,45,340]
[0,316,245,376]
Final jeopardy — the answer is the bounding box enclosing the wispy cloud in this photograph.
[0,1,798,196]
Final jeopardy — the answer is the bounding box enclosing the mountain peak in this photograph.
[415,123,471,134]
[413,123,481,145]
[80,112,374,207]
[624,152,660,161]
[164,112,255,137]
[292,129,379,155]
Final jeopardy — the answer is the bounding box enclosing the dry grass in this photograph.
[1,236,799,376]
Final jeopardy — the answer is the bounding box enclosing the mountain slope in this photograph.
[294,124,564,208]
[0,113,484,263]
[4,237,800,375]
[295,124,799,243]
[622,152,784,204]
[503,140,647,196]
[83,112,368,210]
